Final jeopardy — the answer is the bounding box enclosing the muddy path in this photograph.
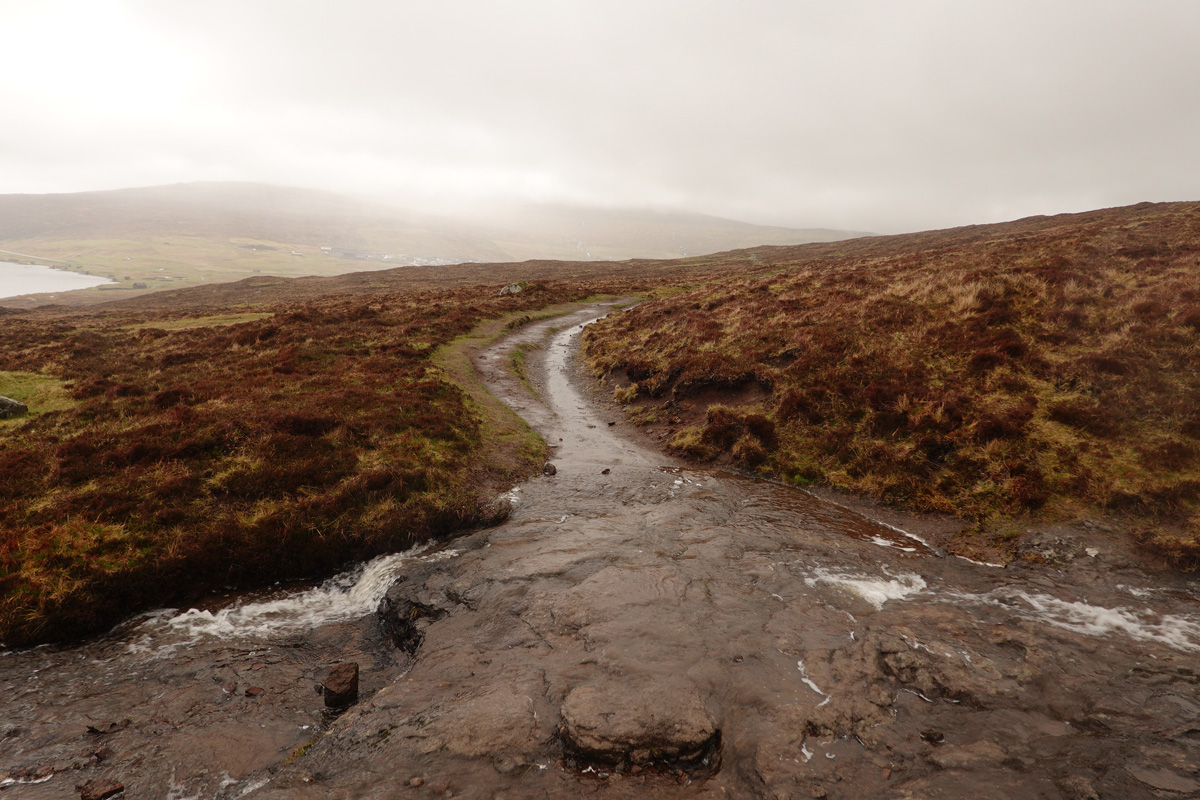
[254,302,1200,799]
[4,301,1200,799]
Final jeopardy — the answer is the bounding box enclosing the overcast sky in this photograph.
[2,1,1197,233]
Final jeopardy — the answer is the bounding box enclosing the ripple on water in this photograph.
[948,587,1200,652]
[802,566,929,610]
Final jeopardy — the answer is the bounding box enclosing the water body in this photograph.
[2,303,1199,799]
[0,261,112,299]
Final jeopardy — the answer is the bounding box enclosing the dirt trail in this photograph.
[3,302,1198,800]
[253,302,1200,799]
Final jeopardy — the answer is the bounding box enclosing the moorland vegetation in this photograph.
[0,246,758,646]
[0,279,617,645]
[584,201,1200,565]
[3,199,1197,646]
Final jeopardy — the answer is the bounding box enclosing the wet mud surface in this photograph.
[5,303,1200,799]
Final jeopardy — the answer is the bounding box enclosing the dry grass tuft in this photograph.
[584,201,1200,565]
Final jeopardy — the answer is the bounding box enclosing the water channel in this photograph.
[2,302,1199,799]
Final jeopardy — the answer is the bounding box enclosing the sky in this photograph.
[2,0,1198,233]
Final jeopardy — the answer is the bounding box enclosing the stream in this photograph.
[3,302,1199,799]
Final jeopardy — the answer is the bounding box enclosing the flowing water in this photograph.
[3,302,1199,799]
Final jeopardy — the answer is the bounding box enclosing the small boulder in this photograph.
[560,678,719,765]
[0,396,28,420]
[543,462,557,476]
[324,662,359,708]
[499,283,523,296]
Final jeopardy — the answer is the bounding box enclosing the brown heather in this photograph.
[4,201,1199,646]
[0,274,642,646]
[584,201,1200,566]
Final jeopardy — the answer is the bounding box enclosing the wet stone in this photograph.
[324,662,359,708]
[543,462,557,476]
[560,679,718,765]
[377,587,448,654]
[1126,765,1200,794]
[78,778,125,800]
[926,741,1007,770]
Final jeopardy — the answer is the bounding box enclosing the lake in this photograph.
[0,261,113,299]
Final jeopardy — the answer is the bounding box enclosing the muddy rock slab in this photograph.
[926,740,1008,770]
[560,678,718,764]
[78,778,124,800]
[1126,765,1200,794]
[426,686,541,757]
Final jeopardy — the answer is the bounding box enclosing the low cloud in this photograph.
[2,0,1197,233]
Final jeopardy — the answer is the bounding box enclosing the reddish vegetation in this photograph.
[584,202,1200,566]
[4,201,1199,645]
[0,274,646,645]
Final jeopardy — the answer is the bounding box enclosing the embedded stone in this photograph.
[560,679,718,764]
[78,778,124,800]
[324,662,359,708]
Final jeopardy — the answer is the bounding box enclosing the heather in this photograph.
[583,202,1200,565]
[0,280,605,644]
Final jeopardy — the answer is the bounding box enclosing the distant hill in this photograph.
[0,182,866,306]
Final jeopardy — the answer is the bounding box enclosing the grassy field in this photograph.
[583,201,1200,566]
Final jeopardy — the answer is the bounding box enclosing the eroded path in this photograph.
[3,302,1199,799]
[256,303,1200,799]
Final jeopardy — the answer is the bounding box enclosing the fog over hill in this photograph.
[0,182,865,279]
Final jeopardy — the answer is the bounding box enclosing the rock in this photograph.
[0,396,28,420]
[1126,765,1200,794]
[78,778,124,800]
[407,686,541,758]
[560,679,719,765]
[543,462,557,476]
[324,662,359,708]
[245,686,265,697]
[478,494,516,526]
[377,586,448,654]
[601,468,611,475]
[499,283,523,296]
[1056,775,1100,800]
[409,776,425,787]
[926,741,1007,770]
